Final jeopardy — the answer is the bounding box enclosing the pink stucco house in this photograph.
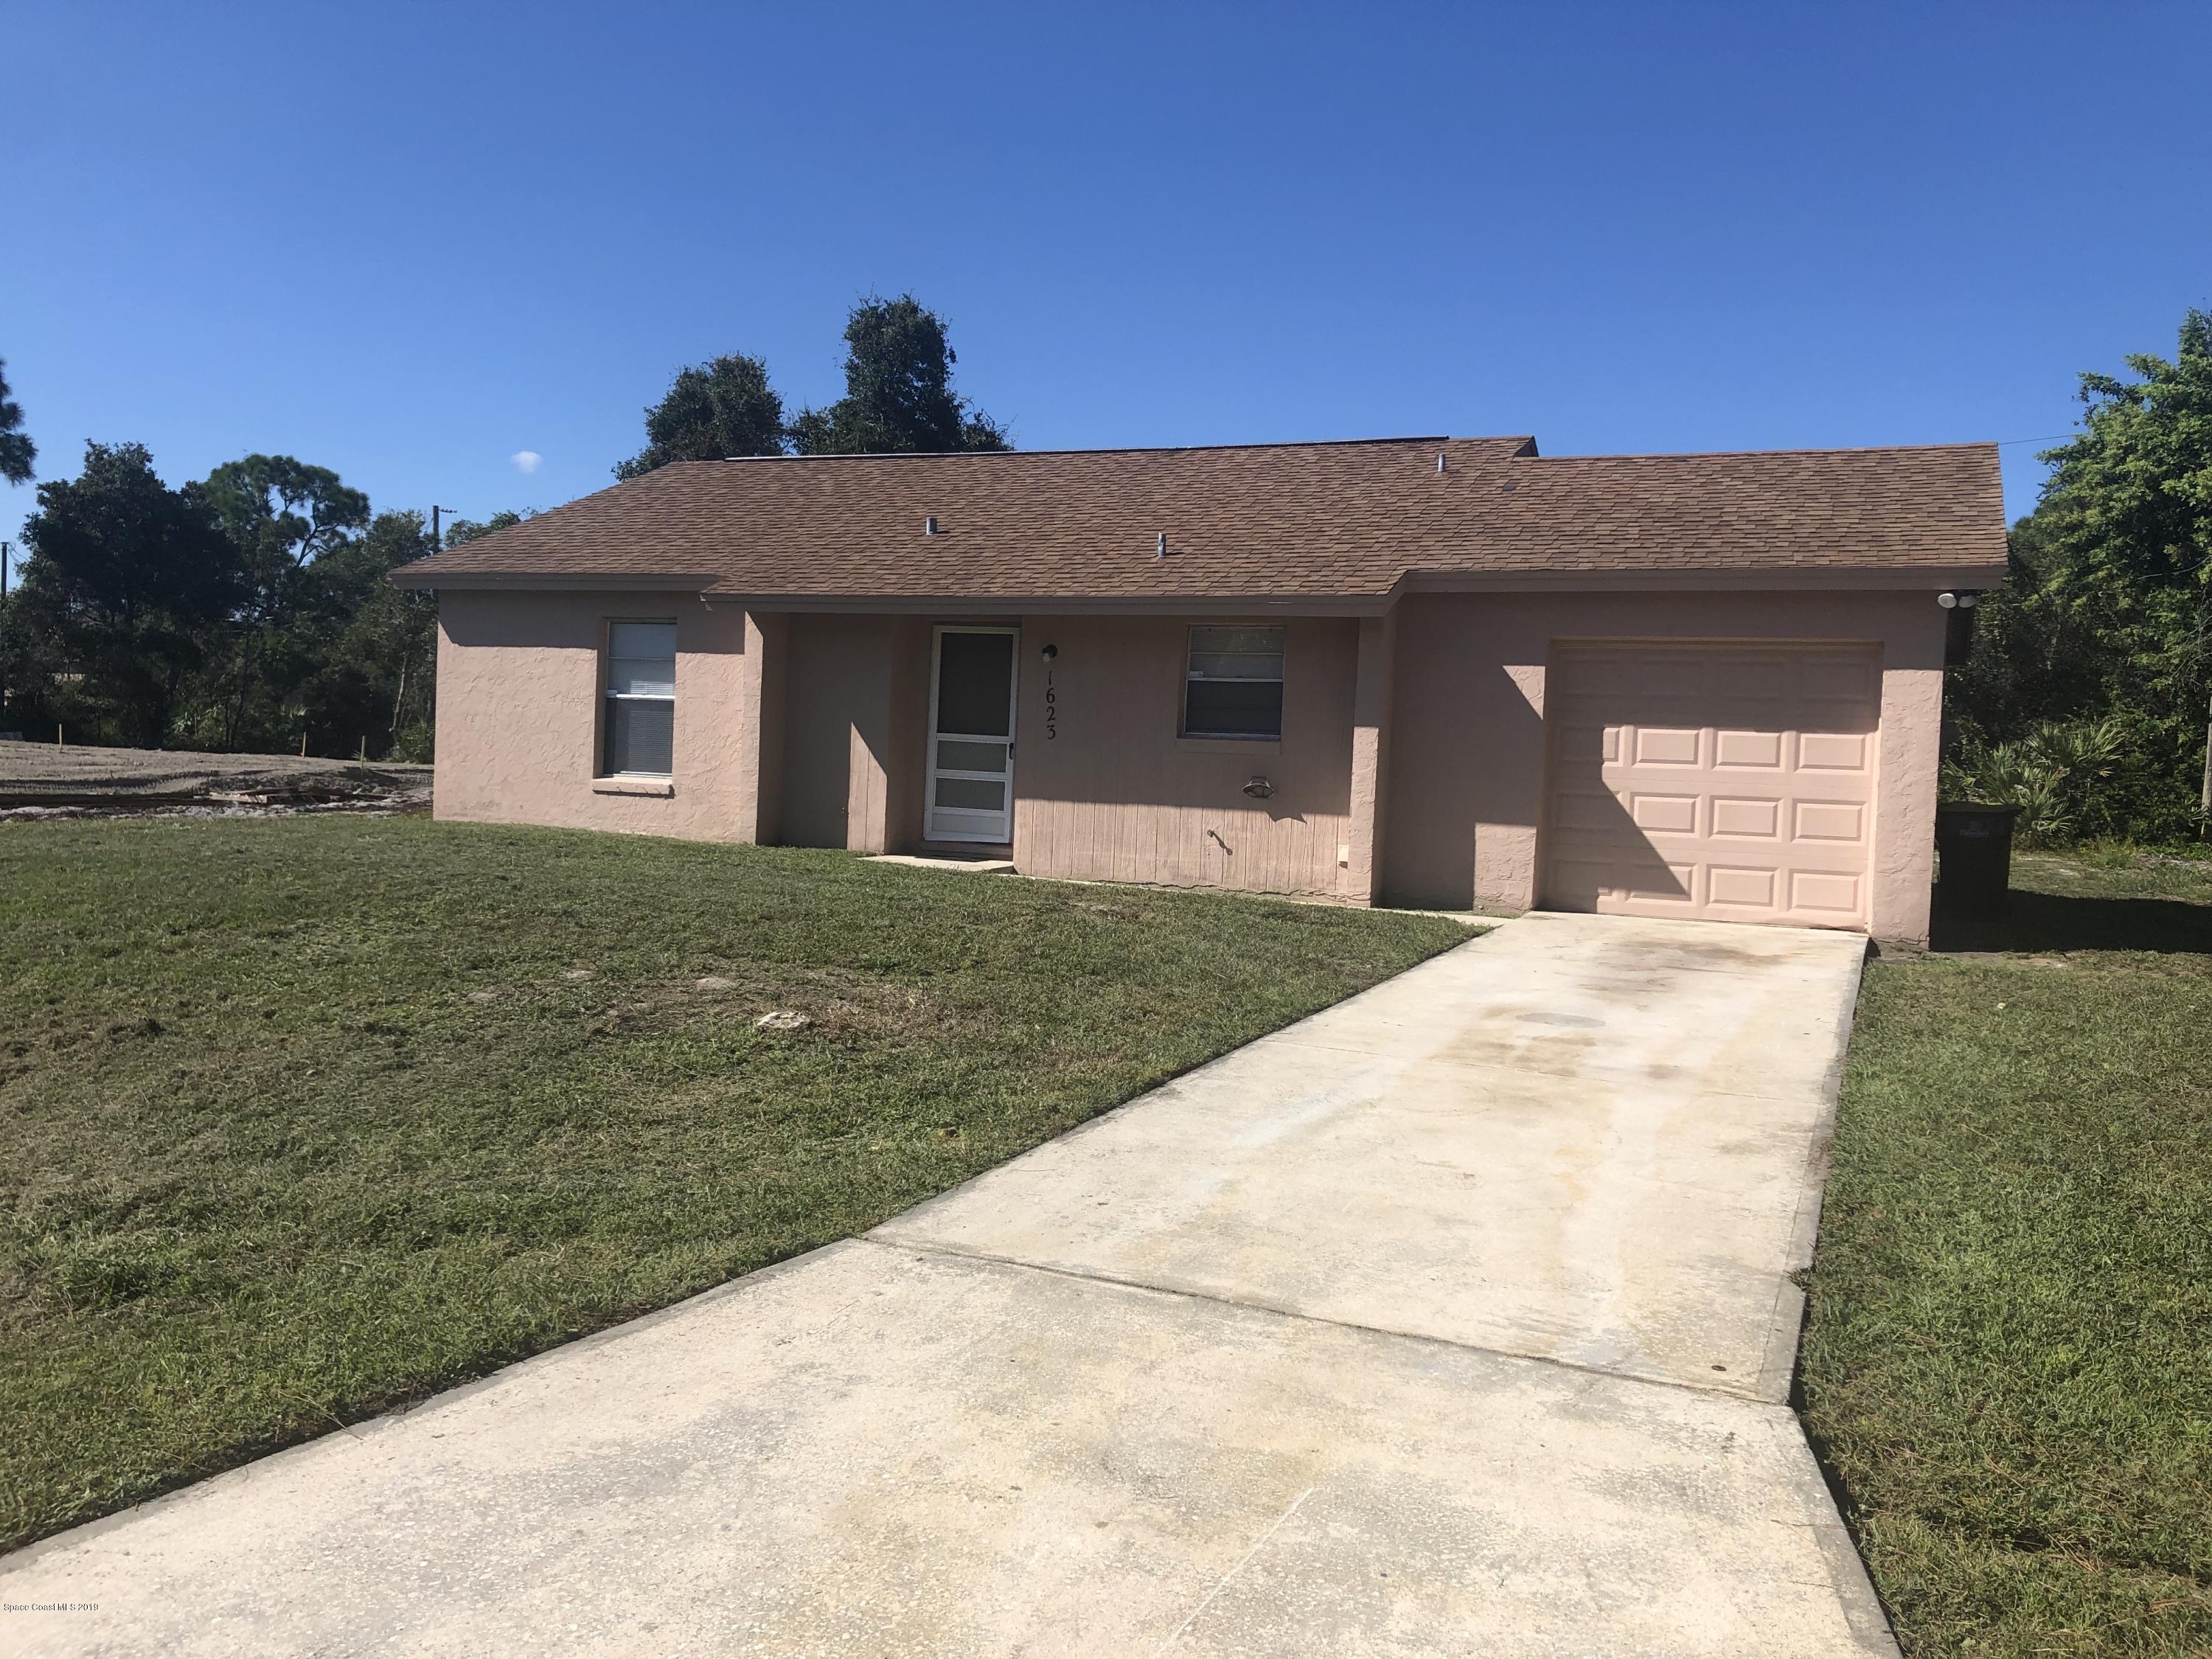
[394,435,2006,944]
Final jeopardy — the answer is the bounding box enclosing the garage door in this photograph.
[1540,644,1881,930]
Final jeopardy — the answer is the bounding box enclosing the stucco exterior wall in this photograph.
[431,586,1946,942]
[434,590,762,841]
[776,614,936,854]
[1011,616,1361,897]
[1380,590,1947,943]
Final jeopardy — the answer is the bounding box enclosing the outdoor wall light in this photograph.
[1040,643,1058,659]
[1242,775,1276,799]
[1940,591,1984,667]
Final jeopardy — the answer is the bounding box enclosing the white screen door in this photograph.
[925,627,1018,844]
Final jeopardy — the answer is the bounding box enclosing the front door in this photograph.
[925,626,1018,844]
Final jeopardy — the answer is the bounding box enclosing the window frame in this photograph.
[1179,624,1287,742]
[599,617,678,779]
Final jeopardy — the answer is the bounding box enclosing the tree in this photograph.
[1950,308,2212,838]
[788,294,1011,455]
[442,509,532,545]
[615,354,786,479]
[0,358,34,484]
[197,455,372,748]
[298,510,439,760]
[0,442,242,746]
[201,455,372,599]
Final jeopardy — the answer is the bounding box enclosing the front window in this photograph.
[1183,625,1284,739]
[603,620,676,776]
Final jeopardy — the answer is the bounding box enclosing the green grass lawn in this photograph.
[0,815,1467,1551]
[1804,847,2212,1656]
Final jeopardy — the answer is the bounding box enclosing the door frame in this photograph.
[924,624,1020,844]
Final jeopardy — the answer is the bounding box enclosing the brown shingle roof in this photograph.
[394,434,2006,599]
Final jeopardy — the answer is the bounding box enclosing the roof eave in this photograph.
[1400,562,2009,594]
[396,560,2008,605]
[698,592,1399,617]
[388,569,720,592]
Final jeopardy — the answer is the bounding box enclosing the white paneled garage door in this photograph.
[1540,643,1882,930]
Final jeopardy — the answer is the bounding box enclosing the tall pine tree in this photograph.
[789,295,1009,454]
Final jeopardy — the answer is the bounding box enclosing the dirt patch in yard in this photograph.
[0,742,431,818]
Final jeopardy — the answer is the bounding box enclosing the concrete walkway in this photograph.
[4,913,1892,1658]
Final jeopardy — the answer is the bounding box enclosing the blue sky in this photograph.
[4,1,2208,563]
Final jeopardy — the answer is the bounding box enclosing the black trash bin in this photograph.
[1935,802,2021,917]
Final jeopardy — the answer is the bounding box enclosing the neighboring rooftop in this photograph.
[394,434,2007,601]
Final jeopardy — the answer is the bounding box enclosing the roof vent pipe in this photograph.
[1156,532,1169,559]
[1437,453,1447,473]
[924,516,938,537]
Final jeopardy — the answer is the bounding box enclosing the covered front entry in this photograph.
[925,626,1018,844]
[1540,641,1882,930]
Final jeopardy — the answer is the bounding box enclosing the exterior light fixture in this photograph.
[1040,643,1058,659]
[1940,591,1985,668]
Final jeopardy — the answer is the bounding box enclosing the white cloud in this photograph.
[510,450,542,474]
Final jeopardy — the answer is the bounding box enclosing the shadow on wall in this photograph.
[1528,644,1887,917]
[781,686,853,848]
[1537,761,1691,911]
[776,618,930,850]
[437,603,570,652]
[1382,661,1546,910]
[438,597,737,655]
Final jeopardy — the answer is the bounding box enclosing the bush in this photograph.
[1942,719,2129,846]
[1944,310,2212,848]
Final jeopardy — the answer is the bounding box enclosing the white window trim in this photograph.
[601,619,678,780]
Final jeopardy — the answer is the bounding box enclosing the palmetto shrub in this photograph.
[1941,718,2129,846]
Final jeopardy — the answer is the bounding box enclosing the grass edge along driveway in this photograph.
[0,815,1472,1551]
[1804,849,2212,1658]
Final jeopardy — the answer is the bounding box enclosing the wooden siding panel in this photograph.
[1010,616,1358,898]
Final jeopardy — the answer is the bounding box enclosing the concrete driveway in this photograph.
[4,911,1891,1658]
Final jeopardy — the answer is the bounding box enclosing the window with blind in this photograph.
[602,620,676,776]
[1182,626,1285,739]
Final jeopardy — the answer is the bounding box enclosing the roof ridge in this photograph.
[1525,440,1999,462]
[701,434,1484,465]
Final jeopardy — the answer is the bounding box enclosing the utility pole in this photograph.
[2,540,10,597]
[431,506,459,552]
